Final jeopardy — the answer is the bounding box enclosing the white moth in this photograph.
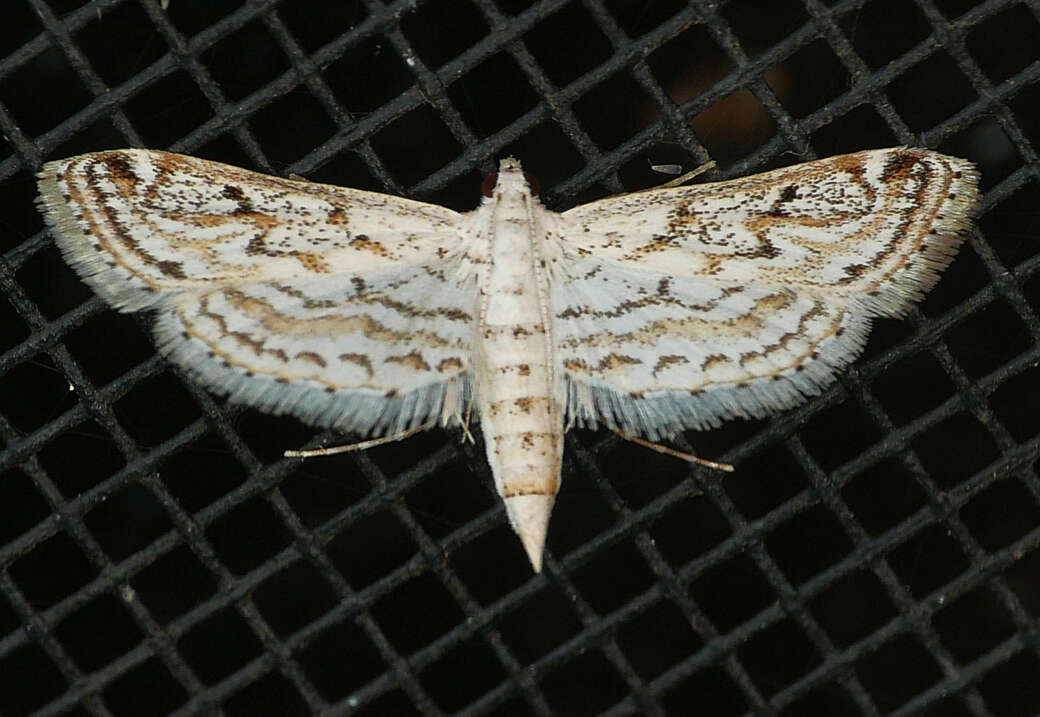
[37,148,978,572]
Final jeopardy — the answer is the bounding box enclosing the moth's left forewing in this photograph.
[38,150,466,311]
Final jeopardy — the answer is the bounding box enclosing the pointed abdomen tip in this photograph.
[504,493,556,572]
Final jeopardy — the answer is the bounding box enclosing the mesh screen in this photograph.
[1,0,1040,714]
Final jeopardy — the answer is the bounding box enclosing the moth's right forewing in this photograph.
[558,148,978,315]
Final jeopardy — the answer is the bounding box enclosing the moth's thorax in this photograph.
[489,157,534,199]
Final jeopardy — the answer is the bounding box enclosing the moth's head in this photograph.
[481,157,540,199]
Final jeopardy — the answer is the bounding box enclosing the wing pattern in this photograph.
[38,149,979,439]
[39,150,475,435]
[554,148,978,438]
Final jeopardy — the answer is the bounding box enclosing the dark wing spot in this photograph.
[222,185,245,201]
[157,260,186,279]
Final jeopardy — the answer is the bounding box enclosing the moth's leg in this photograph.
[641,160,718,191]
[615,431,734,472]
[649,162,683,176]
[458,397,475,444]
[458,421,475,445]
[285,421,438,458]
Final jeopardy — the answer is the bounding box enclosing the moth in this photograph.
[37,148,978,571]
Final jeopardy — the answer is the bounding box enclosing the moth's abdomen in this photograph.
[478,317,561,572]
[475,167,563,572]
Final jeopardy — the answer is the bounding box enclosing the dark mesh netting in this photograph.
[1,0,1039,714]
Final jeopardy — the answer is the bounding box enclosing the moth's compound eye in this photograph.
[524,172,541,197]
[481,172,498,198]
